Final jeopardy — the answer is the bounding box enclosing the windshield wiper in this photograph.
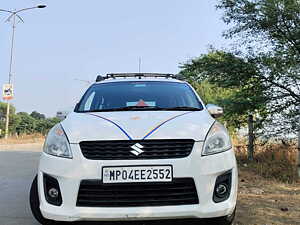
[163,106,201,111]
[81,106,201,113]
[87,106,164,112]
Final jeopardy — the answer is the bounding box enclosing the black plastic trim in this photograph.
[43,173,62,206]
[76,178,199,207]
[79,139,195,160]
[213,170,232,203]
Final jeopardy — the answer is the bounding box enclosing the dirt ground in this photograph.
[235,167,300,225]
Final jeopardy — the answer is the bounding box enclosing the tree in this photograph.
[30,111,46,120]
[0,102,16,118]
[217,0,300,57]
[0,103,61,138]
[216,0,300,173]
[180,50,269,160]
[15,112,37,135]
[13,112,60,135]
[35,117,61,135]
[186,80,245,134]
[0,102,17,137]
[216,0,300,136]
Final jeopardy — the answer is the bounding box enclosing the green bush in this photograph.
[0,102,61,137]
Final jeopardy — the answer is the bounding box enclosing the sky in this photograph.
[0,0,230,117]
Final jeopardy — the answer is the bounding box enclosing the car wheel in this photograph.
[204,208,236,225]
[29,175,58,225]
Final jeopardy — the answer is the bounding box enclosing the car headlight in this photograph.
[202,121,232,156]
[43,124,72,158]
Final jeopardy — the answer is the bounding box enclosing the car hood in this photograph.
[61,111,215,143]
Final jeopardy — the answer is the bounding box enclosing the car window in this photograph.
[84,91,95,111]
[77,81,203,112]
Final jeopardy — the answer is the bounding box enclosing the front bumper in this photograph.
[38,142,238,222]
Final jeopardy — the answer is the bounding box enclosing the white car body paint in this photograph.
[62,110,215,143]
[37,77,238,222]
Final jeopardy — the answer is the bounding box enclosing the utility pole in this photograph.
[0,5,47,139]
[4,12,16,139]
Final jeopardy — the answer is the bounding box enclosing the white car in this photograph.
[30,73,238,225]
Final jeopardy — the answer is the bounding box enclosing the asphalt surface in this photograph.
[0,149,40,225]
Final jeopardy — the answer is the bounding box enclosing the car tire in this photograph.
[203,207,236,225]
[29,175,59,225]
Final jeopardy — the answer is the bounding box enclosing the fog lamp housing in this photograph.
[213,170,232,203]
[43,174,62,206]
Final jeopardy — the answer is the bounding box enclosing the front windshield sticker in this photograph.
[134,84,146,87]
[127,100,156,107]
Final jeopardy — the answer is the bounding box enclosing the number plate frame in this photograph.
[102,165,173,184]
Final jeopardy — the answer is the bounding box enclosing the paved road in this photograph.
[0,150,40,225]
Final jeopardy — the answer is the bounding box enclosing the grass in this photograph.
[234,139,298,183]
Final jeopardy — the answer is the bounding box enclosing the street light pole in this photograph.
[0,5,46,139]
[8,12,16,85]
[4,13,16,139]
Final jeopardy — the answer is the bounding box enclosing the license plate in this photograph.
[102,165,173,184]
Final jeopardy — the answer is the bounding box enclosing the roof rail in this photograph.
[96,73,183,82]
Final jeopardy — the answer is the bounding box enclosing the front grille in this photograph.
[76,178,199,207]
[79,139,195,160]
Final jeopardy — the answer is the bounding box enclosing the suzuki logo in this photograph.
[130,143,144,156]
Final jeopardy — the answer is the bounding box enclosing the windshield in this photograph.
[76,81,203,112]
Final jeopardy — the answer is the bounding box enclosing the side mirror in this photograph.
[206,104,223,118]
